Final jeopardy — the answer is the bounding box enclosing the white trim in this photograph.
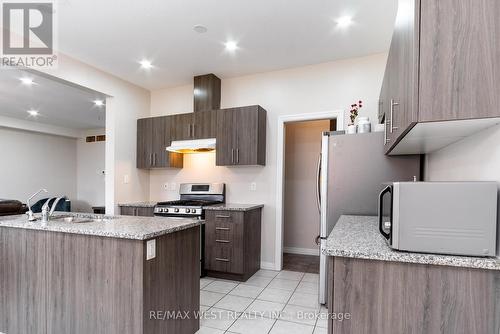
[283,247,320,256]
[260,261,275,270]
[275,110,344,271]
[0,115,84,138]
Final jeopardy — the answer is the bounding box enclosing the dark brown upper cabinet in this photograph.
[137,106,266,168]
[381,0,500,155]
[170,113,194,141]
[194,110,217,139]
[216,105,266,166]
[169,110,217,140]
[137,117,183,169]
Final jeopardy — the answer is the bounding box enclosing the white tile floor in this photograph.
[198,270,327,334]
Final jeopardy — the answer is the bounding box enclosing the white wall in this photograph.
[75,129,106,212]
[40,53,151,214]
[284,120,330,255]
[0,127,77,202]
[425,124,500,254]
[150,53,388,267]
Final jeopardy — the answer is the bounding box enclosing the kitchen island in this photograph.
[323,215,500,334]
[0,213,201,334]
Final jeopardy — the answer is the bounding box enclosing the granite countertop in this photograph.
[117,202,157,208]
[323,215,500,271]
[0,212,201,240]
[203,203,264,211]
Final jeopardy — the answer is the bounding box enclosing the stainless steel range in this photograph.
[154,183,225,218]
[154,183,225,277]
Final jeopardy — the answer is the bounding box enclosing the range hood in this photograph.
[166,74,221,154]
[166,138,216,153]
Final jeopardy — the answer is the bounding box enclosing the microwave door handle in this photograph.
[378,186,391,239]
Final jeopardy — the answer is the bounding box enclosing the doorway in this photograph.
[282,119,335,273]
[274,110,345,270]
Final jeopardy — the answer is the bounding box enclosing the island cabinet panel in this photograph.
[205,208,262,281]
[0,228,46,334]
[143,225,200,334]
[0,226,200,334]
[328,257,499,334]
[46,232,144,334]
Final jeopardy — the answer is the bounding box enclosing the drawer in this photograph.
[206,244,243,274]
[208,210,243,224]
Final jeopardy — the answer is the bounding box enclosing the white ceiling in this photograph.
[0,69,107,129]
[56,0,398,90]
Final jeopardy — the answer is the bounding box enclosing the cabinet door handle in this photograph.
[215,258,230,262]
[390,99,399,133]
[215,227,230,231]
[187,124,191,137]
[150,153,153,166]
[216,239,230,243]
[216,215,231,218]
[153,153,156,166]
[133,208,137,216]
[192,124,195,137]
[236,148,239,164]
[231,148,235,164]
[384,120,390,145]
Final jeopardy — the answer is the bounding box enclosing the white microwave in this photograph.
[378,182,498,257]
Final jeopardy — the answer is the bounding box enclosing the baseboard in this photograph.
[260,261,275,270]
[283,247,320,256]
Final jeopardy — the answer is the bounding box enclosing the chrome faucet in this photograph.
[41,197,64,223]
[26,189,48,221]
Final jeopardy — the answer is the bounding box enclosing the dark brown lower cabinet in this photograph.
[120,205,154,217]
[205,208,262,281]
[327,256,500,334]
[0,226,200,334]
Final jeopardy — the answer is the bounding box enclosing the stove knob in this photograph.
[174,208,180,213]
[164,208,169,213]
[186,208,191,213]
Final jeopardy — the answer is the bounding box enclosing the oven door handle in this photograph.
[378,185,392,240]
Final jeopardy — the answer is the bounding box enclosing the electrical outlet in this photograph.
[123,174,130,184]
[163,183,169,190]
[250,182,257,191]
[146,239,156,260]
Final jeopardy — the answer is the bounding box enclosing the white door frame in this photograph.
[274,110,345,271]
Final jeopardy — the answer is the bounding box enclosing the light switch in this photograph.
[123,174,130,184]
[146,239,156,260]
[250,182,257,191]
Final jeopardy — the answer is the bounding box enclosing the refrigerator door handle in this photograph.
[316,153,321,213]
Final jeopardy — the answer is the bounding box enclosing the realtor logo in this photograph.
[1,0,57,67]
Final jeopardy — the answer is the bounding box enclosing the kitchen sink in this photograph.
[50,215,94,224]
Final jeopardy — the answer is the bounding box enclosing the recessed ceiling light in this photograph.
[336,15,353,28]
[193,25,208,33]
[27,109,39,116]
[139,59,153,69]
[93,99,105,107]
[224,40,238,52]
[20,77,35,85]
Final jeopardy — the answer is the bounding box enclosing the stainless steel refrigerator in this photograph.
[317,131,421,305]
